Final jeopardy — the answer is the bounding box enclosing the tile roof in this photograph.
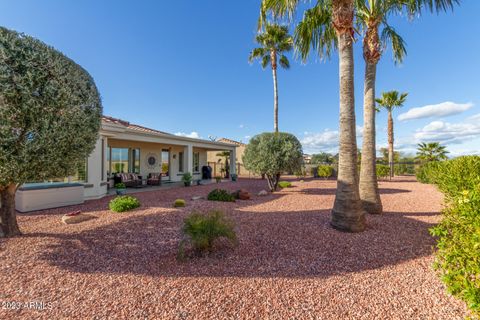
[218,138,246,146]
[102,116,173,136]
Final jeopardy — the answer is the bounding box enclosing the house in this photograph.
[207,138,254,177]
[16,116,237,212]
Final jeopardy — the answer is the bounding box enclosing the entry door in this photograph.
[161,149,170,180]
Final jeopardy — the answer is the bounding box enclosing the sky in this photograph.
[1,1,479,156]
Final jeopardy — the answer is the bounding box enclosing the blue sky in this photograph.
[1,1,479,156]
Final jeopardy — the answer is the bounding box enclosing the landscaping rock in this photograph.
[258,190,268,196]
[62,211,96,224]
[191,196,203,201]
[238,189,251,200]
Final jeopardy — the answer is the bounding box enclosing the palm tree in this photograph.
[259,0,458,230]
[260,0,364,232]
[216,151,231,178]
[376,90,408,179]
[416,142,449,162]
[249,24,293,133]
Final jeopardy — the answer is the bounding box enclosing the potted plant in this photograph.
[231,173,238,182]
[115,183,126,195]
[182,172,193,187]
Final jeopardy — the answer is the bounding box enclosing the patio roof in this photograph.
[101,115,236,150]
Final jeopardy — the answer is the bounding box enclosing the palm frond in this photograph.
[261,54,272,68]
[279,55,290,69]
[294,2,336,62]
[381,23,407,64]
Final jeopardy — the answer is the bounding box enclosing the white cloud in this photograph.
[239,124,245,129]
[301,126,363,154]
[414,120,480,144]
[174,131,201,139]
[398,101,474,121]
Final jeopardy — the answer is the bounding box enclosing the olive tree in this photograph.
[243,132,303,191]
[0,27,102,237]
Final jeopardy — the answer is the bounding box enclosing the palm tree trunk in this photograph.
[271,51,279,133]
[388,111,394,179]
[331,29,365,232]
[0,184,21,237]
[359,62,383,214]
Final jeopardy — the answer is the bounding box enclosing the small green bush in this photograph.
[207,189,236,202]
[109,195,140,212]
[173,199,186,207]
[214,176,222,183]
[376,164,390,179]
[182,172,193,186]
[178,210,237,258]
[114,183,126,189]
[278,181,292,188]
[317,165,334,179]
[428,156,480,317]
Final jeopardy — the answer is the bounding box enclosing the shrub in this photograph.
[207,189,235,202]
[317,165,334,179]
[428,156,480,317]
[109,196,140,212]
[214,176,222,183]
[278,181,292,188]
[178,210,237,258]
[243,132,303,191]
[415,161,445,184]
[182,172,193,186]
[376,164,390,179]
[173,199,186,208]
[114,183,126,189]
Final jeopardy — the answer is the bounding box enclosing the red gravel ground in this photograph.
[0,177,468,319]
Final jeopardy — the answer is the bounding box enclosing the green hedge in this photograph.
[415,161,445,184]
[376,164,390,179]
[109,196,140,212]
[428,156,480,317]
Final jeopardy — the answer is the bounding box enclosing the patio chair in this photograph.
[147,173,162,186]
[118,173,141,187]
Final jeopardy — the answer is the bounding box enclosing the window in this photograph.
[193,152,200,172]
[178,152,184,173]
[131,148,140,174]
[110,148,129,173]
[162,149,170,176]
[71,158,88,182]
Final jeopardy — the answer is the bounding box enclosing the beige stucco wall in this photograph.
[207,144,254,176]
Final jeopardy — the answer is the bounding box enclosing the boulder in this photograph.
[62,211,95,225]
[191,196,203,201]
[239,191,251,200]
[258,190,268,196]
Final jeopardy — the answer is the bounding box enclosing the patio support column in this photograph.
[185,144,193,174]
[229,148,236,176]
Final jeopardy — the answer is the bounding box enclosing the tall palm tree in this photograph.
[260,0,365,232]
[249,24,293,133]
[376,90,408,179]
[259,0,458,230]
[416,142,449,162]
[356,0,406,215]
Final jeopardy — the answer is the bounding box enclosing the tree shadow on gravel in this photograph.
[294,188,411,196]
[33,206,440,279]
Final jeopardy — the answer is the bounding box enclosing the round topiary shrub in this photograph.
[174,199,186,207]
[243,132,303,191]
[109,196,141,212]
[0,27,102,237]
[207,189,235,202]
